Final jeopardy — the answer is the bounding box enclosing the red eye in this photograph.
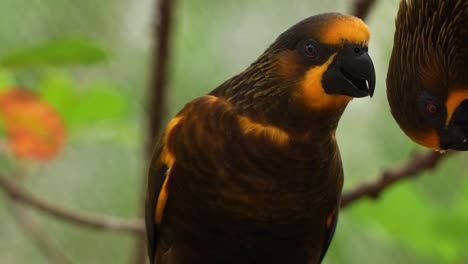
[305,43,317,57]
[426,103,438,114]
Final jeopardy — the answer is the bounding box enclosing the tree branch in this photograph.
[0,174,145,234]
[351,0,377,20]
[341,151,451,208]
[147,0,176,151]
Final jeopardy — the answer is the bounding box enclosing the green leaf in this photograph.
[37,72,78,125]
[71,83,128,124]
[0,38,110,69]
[37,72,129,130]
[0,69,16,90]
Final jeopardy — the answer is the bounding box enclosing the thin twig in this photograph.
[9,203,73,264]
[351,0,377,20]
[0,174,145,234]
[341,151,451,208]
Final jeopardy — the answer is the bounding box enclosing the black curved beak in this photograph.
[322,44,376,98]
[439,100,468,151]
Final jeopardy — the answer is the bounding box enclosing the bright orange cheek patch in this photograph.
[299,54,351,109]
[406,129,440,150]
[319,16,370,46]
[445,88,468,126]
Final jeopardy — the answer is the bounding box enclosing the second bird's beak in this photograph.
[322,45,376,98]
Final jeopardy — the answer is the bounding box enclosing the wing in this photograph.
[146,112,184,263]
[145,95,235,264]
[319,207,339,263]
[145,138,168,264]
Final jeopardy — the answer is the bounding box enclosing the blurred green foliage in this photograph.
[0,38,109,69]
[0,0,466,264]
[37,72,128,129]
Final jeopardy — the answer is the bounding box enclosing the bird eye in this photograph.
[305,42,317,57]
[426,103,438,114]
[354,46,368,53]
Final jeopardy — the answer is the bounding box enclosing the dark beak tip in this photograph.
[323,50,376,99]
[366,53,376,98]
[369,81,375,98]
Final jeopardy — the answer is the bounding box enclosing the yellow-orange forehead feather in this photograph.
[319,16,370,45]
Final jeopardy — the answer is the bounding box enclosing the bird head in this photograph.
[219,13,375,132]
[272,13,376,108]
[387,0,468,151]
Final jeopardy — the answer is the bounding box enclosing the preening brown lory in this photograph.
[387,0,468,150]
[146,13,375,264]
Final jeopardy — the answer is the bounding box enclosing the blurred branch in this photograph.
[351,0,377,20]
[9,203,73,264]
[341,151,451,208]
[0,174,145,234]
[147,0,176,149]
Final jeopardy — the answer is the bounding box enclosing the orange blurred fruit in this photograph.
[0,89,66,160]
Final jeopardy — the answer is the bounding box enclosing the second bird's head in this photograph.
[225,13,375,115]
[386,0,467,151]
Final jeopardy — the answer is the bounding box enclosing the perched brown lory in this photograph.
[146,13,375,264]
[387,0,468,150]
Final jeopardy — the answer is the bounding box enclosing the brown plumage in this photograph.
[387,0,468,150]
[146,13,375,264]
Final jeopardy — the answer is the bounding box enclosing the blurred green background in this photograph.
[0,0,466,263]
